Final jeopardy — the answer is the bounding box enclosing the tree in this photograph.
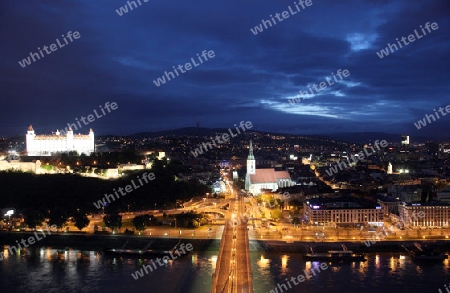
[24,209,45,229]
[73,213,90,231]
[103,212,122,231]
[132,215,151,231]
[48,208,68,231]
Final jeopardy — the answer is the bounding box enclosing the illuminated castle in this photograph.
[26,125,94,156]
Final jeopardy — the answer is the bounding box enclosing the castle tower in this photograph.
[66,127,74,152]
[89,128,95,153]
[26,125,35,155]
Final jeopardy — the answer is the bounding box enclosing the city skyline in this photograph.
[1,0,449,137]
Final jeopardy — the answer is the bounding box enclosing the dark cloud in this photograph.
[1,0,449,138]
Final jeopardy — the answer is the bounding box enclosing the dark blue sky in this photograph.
[2,0,449,137]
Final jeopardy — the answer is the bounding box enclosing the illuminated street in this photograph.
[212,186,253,293]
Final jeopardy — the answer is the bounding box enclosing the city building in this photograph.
[377,197,400,218]
[388,184,422,202]
[401,135,410,145]
[303,197,384,226]
[26,125,94,156]
[244,140,294,195]
[436,186,450,203]
[399,202,450,227]
[387,162,393,175]
[0,159,42,173]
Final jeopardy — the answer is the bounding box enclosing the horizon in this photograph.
[6,124,448,144]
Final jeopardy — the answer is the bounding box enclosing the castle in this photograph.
[26,125,94,156]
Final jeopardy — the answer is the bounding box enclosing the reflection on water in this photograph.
[0,246,215,293]
[257,254,270,269]
[1,246,450,293]
[281,255,289,272]
[252,252,450,293]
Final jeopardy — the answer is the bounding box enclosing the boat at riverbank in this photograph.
[303,244,366,262]
[104,240,184,257]
[401,242,448,261]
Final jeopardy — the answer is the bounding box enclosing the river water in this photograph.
[0,242,449,293]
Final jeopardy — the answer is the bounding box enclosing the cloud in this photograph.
[0,0,449,137]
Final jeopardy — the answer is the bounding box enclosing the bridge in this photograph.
[211,189,253,293]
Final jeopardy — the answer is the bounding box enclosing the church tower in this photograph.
[247,140,256,175]
[245,140,255,191]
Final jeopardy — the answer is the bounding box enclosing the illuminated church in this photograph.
[244,140,294,195]
[26,125,94,156]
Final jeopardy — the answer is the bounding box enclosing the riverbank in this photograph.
[2,231,449,253]
[0,231,214,251]
[259,239,450,253]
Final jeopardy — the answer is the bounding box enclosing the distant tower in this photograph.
[89,128,95,153]
[387,162,393,175]
[401,135,409,146]
[247,140,256,175]
[26,125,36,155]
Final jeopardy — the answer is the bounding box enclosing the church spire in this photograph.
[248,140,254,160]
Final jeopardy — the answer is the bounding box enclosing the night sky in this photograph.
[2,0,449,137]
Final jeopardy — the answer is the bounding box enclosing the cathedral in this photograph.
[26,125,94,156]
[244,140,294,195]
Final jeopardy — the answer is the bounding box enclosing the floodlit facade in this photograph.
[303,198,384,226]
[399,202,450,227]
[244,140,294,195]
[26,125,94,156]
